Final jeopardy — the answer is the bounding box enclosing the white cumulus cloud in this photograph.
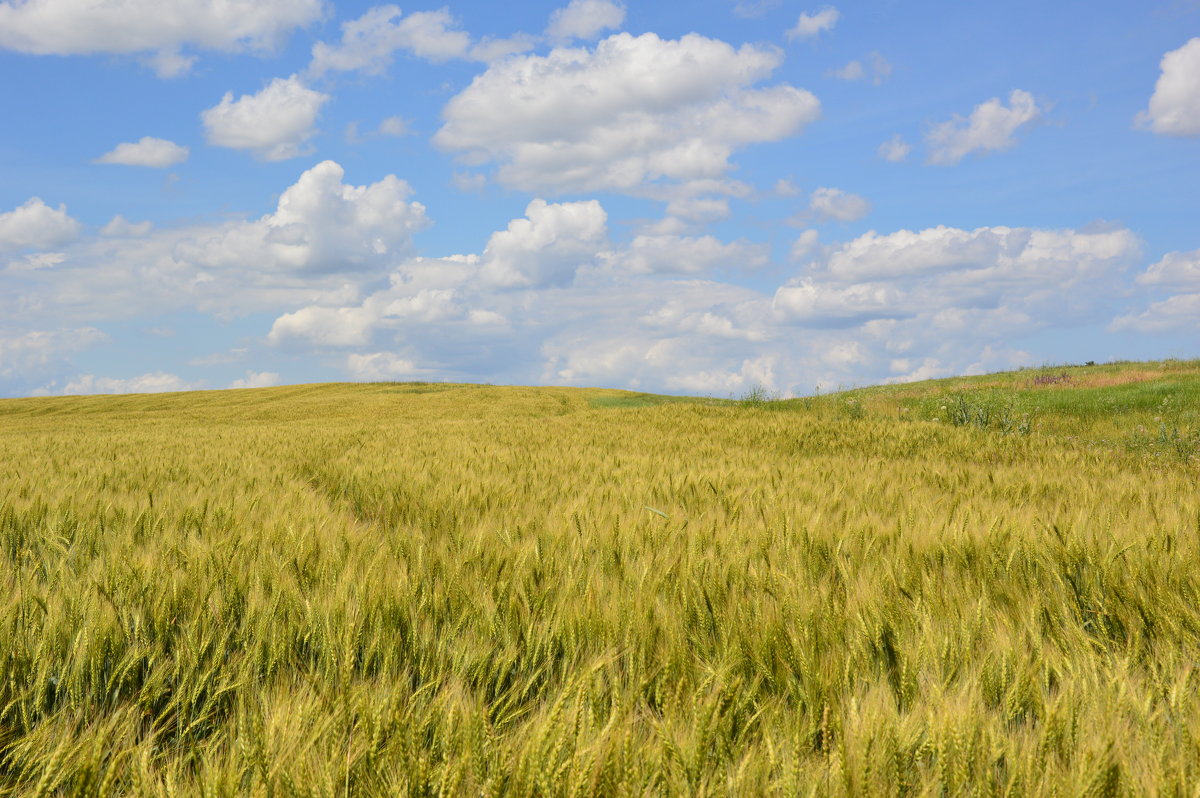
[469,33,538,62]
[926,89,1042,165]
[809,187,871,222]
[268,306,379,347]
[309,5,469,75]
[246,213,1141,398]
[607,234,768,275]
[9,160,429,323]
[0,197,81,252]
[790,229,820,260]
[546,0,625,42]
[665,355,777,394]
[229,370,281,389]
[774,224,1140,327]
[377,116,409,136]
[1136,37,1200,136]
[0,327,107,378]
[201,75,328,161]
[42,371,199,396]
[308,5,534,74]
[346,351,419,379]
[827,53,890,84]
[787,7,838,40]
[1136,248,1200,288]
[95,136,189,167]
[262,211,777,391]
[5,251,66,271]
[828,60,863,80]
[174,160,428,277]
[480,199,609,288]
[878,134,910,162]
[1111,294,1200,334]
[434,32,820,195]
[1110,247,1200,333]
[0,0,324,76]
[100,215,153,237]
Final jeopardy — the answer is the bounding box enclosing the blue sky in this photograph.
[1,0,1197,397]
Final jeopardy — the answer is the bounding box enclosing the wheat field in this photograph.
[1,363,1199,796]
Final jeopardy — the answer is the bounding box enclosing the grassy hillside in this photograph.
[806,358,1200,460]
[0,363,1198,795]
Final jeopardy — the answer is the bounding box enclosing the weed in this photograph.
[739,383,779,407]
[917,392,1035,435]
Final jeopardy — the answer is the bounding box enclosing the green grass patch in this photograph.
[586,390,715,409]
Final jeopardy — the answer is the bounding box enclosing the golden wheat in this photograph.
[0,374,1196,795]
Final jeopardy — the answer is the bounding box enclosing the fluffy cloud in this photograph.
[540,280,769,388]
[479,199,608,288]
[265,269,475,349]
[345,116,413,144]
[47,371,199,395]
[266,200,608,339]
[544,327,777,396]
[773,179,800,197]
[546,0,625,42]
[664,197,730,223]
[926,90,1042,165]
[7,161,428,323]
[378,116,409,136]
[268,305,378,347]
[5,252,66,271]
[173,160,427,277]
[0,326,107,378]
[1110,294,1200,334]
[262,201,776,390]
[469,34,538,62]
[309,5,468,74]
[787,7,839,40]
[1136,38,1200,136]
[308,4,534,74]
[229,370,281,389]
[640,299,767,342]
[827,52,890,84]
[774,225,1140,327]
[0,197,81,252]
[434,32,820,195]
[767,219,1141,385]
[248,209,1149,397]
[452,172,488,193]
[827,60,863,81]
[202,75,328,161]
[0,0,323,76]
[346,352,419,379]
[773,280,904,324]
[790,229,820,260]
[95,136,189,167]
[606,234,768,275]
[1110,247,1200,333]
[145,49,196,78]
[878,134,910,162]
[665,355,776,394]
[100,215,153,237]
[1136,248,1200,288]
[808,187,871,222]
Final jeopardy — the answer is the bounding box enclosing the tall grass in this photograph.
[0,369,1198,795]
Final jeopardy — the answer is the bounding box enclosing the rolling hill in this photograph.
[0,360,1197,795]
